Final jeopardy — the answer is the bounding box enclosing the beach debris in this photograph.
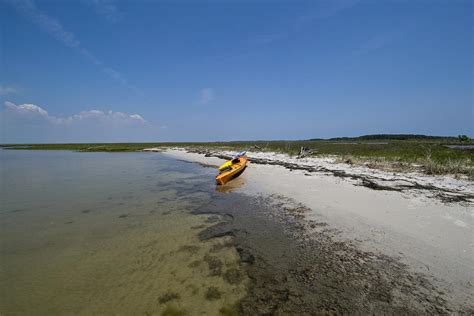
[251,143,268,151]
[297,146,317,158]
[143,147,163,152]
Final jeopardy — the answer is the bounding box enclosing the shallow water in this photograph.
[329,142,388,145]
[445,145,474,149]
[0,150,247,315]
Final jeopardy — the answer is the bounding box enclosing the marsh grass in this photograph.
[335,155,417,172]
[336,155,473,179]
[421,157,473,178]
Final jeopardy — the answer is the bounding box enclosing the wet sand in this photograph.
[196,194,453,314]
[163,148,474,313]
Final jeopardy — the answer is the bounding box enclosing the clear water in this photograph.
[329,142,389,145]
[0,150,247,315]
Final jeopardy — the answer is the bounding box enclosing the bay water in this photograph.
[0,150,247,315]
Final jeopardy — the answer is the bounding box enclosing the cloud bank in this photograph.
[1,101,148,143]
[4,101,145,124]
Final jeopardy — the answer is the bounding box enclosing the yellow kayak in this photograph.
[216,156,247,185]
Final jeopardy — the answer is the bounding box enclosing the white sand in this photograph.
[161,148,474,308]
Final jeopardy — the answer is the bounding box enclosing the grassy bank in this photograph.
[2,138,473,178]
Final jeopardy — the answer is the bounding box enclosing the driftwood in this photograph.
[297,146,317,158]
[251,143,269,151]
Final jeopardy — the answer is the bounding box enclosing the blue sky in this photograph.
[1,0,472,143]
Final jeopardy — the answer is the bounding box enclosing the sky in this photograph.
[0,0,473,143]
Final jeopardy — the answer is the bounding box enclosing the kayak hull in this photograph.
[215,156,247,185]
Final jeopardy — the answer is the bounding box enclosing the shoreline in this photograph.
[161,147,474,311]
[195,192,452,313]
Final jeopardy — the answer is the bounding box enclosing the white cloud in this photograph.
[5,0,141,95]
[4,101,48,117]
[0,85,18,96]
[198,88,214,105]
[3,101,146,125]
[130,114,145,122]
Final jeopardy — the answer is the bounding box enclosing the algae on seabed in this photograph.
[0,150,248,315]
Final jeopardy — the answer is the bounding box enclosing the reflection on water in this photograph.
[445,145,474,149]
[215,176,246,193]
[329,142,389,145]
[0,150,247,315]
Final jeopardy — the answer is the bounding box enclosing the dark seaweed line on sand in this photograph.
[189,149,474,204]
[192,193,464,314]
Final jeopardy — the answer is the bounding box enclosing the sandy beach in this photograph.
[162,148,474,312]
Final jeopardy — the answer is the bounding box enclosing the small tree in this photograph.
[458,135,470,143]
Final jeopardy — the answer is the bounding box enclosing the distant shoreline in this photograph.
[3,136,473,179]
